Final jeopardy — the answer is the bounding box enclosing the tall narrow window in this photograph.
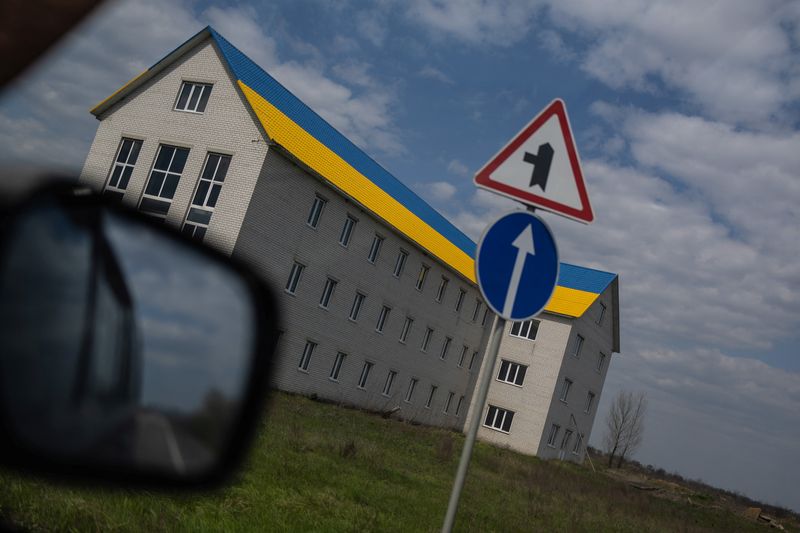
[307,195,326,228]
[393,250,408,277]
[597,352,607,373]
[561,429,573,450]
[484,405,514,432]
[472,299,482,322]
[376,305,391,333]
[357,361,373,389]
[405,378,418,403]
[415,265,429,291]
[382,370,397,396]
[468,351,478,371]
[298,341,316,371]
[560,378,573,402]
[482,307,490,326]
[572,433,583,455]
[597,302,607,325]
[285,261,304,294]
[182,152,231,241]
[349,292,365,321]
[367,234,383,263]
[339,215,357,246]
[421,327,434,352]
[425,385,437,408]
[497,360,528,386]
[439,336,452,360]
[585,391,596,413]
[104,138,142,199]
[547,424,560,446]
[572,334,585,358]
[329,352,346,381]
[399,316,413,343]
[455,289,466,312]
[175,81,212,113]
[435,277,449,303]
[319,278,337,309]
[455,396,464,416]
[457,345,468,367]
[510,319,540,341]
[139,144,189,220]
[444,391,454,414]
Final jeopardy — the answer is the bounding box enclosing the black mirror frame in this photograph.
[0,181,280,490]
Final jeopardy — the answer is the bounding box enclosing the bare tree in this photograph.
[603,390,647,468]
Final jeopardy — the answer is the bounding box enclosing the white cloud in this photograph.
[425,180,457,202]
[446,158,469,177]
[418,66,454,84]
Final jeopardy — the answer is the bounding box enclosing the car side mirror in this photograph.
[0,184,279,488]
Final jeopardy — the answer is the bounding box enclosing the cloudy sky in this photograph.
[1,0,798,512]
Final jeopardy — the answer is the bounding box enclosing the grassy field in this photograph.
[0,392,782,532]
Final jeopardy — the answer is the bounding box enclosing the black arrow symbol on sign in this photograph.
[523,143,554,192]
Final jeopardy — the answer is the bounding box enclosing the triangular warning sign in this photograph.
[474,99,594,223]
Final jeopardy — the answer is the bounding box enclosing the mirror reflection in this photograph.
[0,196,256,477]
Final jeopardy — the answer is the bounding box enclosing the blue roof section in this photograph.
[558,263,617,294]
[208,27,477,259]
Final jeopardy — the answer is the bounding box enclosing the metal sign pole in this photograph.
[441,313,505,533]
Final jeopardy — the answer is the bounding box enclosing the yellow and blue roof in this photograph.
[91,27,618,321]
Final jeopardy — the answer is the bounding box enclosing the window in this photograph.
[182,152,231,241]
[376,305,391,333]
[455,396,464,416]
[561,429,573,450]
[104,138,142,199]
[329,352,346,381]
[139,144,189,220]
[367,234,383,263]
[357,361,373,389]
[585,392,596,413]
[175,81,212,113]
[307,195,326,228]
[439,336,452,360]
[547,424,560,447]
[471,299,482,322]
[455,289,466,312]
[425,385,437,408]
[393,250,408,277]
[572,433,583,455]
[349,292,365,321]
[444,391,454,414]
[298,341,316,371]
[435,277,448,302]
[399,316,413,343]
[339,215,357,246]
[285,261,305,294]
[421,327,433,352]
[405,378,418,403]
[572,334,585,358]
[510,319,540,341]
[497,360,528,386]
[597,352,607,373]
[468,351,479,371]
[597,302,607,325]
[382,370,397,396]
[482,307,490,326]
[415,265,429,290]
[484,405,514,432]
[319,278,337,309]
[457,345,468,367]
[560,378,573,402]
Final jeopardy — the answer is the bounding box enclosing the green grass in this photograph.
[0,393,773,532]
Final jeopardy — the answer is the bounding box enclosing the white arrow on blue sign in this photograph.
[475,211,559,321]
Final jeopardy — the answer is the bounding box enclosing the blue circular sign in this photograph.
[475,211,559,321]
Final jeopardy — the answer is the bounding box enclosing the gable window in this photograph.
[404,378,418,403]
[357,361,373,389]
[421,327,434,352]
[425,385,437,408]
[597,302,607,325]
[319,277,337,309]
[339,215,357,247]
[139,144,189,220]
[349,292,365,321]
[561,429,573,450]
[484,405,514,433]
[329,352,346,381]
[497,360,527,386]
[444,391,454,414]
[597,352,607,373]
[510,319,540,341]
[285,261,305,294]
[468,351,478,371]
[455,289,466,312]
[471,299,482,322]
[104,138,142,199]
[439,336,452,360]
[457,345,468,367]
[435,277,448,302]
[307,195,326,228]
[382,370,397,396]
[547,424,560,447]
[183,152,231,241]
[376,305,391,333]
[393,250,408,277]
[415,265,429,291]
[455,396,464,417]
[399,316,413,343]
[585,391,596,413]
[298,340,316,371]
[175,81,212,113]
[560,378,573,402]
[367,234,383,263]
[572,334,585,358]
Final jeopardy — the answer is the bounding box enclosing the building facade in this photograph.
[79,27,619,461]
